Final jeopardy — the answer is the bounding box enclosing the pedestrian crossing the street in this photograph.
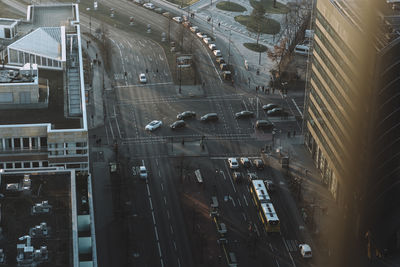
[284,239,299,252]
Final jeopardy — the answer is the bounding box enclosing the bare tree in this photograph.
[267,37,288,82]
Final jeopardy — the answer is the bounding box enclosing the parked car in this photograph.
[172,16,183,23]
[196,32,205,38]
[200,113,218,122]
[267,108,287,116]
[209,43,217,50]
[190,26,199,33]
[223,71,231,80]
[134,0,144,4]
[216,57,225,64]
[170,120,186,129]
[154,7,164,13]
[264,180,276,192]
[203,37,212,44]
[240,157,251,168]
[177,111,196,120]
[220,63,228,71]
[253,159,264,169]
[262,103,279,111]
[145,120,162,131]
[182,15,189,21]
[247,172,258,182]
[139,73,147,83]
[299,244,312,258]
[256,120,274,130]
[139,166,148,179]
[235,110,254,119]
[143,3,155,9]
[213,50,222,57]
[228,158,239,169]
[183,21,191,28]
[232,172,242,183]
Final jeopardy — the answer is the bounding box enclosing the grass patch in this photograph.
[216,1,247,12]
[250,0,289,14]
[234,15,280,34]
[243,43,268,52]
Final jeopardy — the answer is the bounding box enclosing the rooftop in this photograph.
[0,18,18,26]
[0,170,75,267]
[0,69,81,129]
[30,4,76,27]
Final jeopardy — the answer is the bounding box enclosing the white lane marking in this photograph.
[156,159,159,166]
[243,194,249,206]
[152,211,156,224]
[161,183,164,191]
[109,38,127,86]
[173,240,177,251]
[275,258,280,267]
[292,98,303,118]
[170,225,174,234]
[237,198,242,207]
[281,236,297,267]
[108,119,114,139]
[220,170,227,180]
[136,55,140,62]
[167,210,170,219]
[230,196,236,207]
[204,46,223,83]
[159,54,164,61]
[154,226,159,241]
[142,159,145,166]
[161,259,164,267]
[149,197,153,210]
[146,183,151,197]
[242,212,247,221]
[254,223,260,237]
[158,242,162,257]
[115,117,122,138]
[224,164,237,193]
[158,170,161,177]
[164,196,167,205]
[242,99,248,111]
[178,258,181,267]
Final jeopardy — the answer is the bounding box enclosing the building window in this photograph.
[40,137,47,147]
[32,162,39,167]
[4,28,11,38]
[31,137,37,148]
[23,138,29,149]
[18,51,23,64]
[5,138,12,150]
[6,163,12,168]
[14,138,21,149]
[0,163,4,169]
[67,164,81,169]
[42,161,48,167]
[76,142,87,147]
[15,162,22,168]
[23,162,30,168]
[24,53,29,64]
[77,149,87,155]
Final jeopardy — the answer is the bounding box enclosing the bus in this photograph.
[250,180,280,233]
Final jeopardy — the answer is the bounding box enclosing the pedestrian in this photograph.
[293,130,296,136]
[95,53,98,59]
[156,68,158,73]
[182,138,185,145]
[305,169,309,176]
[218,22,221,27]
[256,86,258,92]
[262,85,265,92]
[272,87,275,94]
[146,68,148,73]
[267,88,270,94]
[287,131,291,138]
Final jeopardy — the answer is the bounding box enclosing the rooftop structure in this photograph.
[0,169,78,266]
[0,3,88,173]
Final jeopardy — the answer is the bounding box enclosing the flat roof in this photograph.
[31,4,76,27]
[0,69,82,129]
[0,18,18,26]
[0,171,75,267]
[0,68,36,83]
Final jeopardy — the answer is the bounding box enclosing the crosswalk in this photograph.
[284,239,299,252]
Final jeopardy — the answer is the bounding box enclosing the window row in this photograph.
[0,137,47,150]
[8,49,62,68]
[48,142,88,156]
[0,161,48,169]
[316,10,358,64]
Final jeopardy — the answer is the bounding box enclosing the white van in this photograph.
[213,50,222,57]
[294,44,310,56]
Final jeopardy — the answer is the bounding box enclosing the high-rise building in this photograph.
[304,0,400,260]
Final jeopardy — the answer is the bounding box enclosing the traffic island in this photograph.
[216,1,247,12]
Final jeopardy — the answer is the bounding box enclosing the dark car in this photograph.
[263,103,279,111]
[216,57,225,64]
[253,159,264,169]
[247,172,258,182]
[235,110,254,119]
[177,111,196,120]
[232,172,242,183]
[256,120,274,130]
[170,120,186,129]
[267,108,287,116]
[200,113,218,122]
[264,180,276,193]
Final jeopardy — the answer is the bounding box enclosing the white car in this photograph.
[145,120,162,131]
[139,73,147,83]
[203,37,212,44]
[228,158,239,169]
[143,3,155,9]
[196,32,205,38]
[190,26,199,33]
[240,157,251,168]
[139,166,148,179]
[208,44,216,50]
[172,16,183,23]
[299,244,312,258]
[213,50,222,57]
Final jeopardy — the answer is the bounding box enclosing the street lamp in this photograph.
[86,8,91,35]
